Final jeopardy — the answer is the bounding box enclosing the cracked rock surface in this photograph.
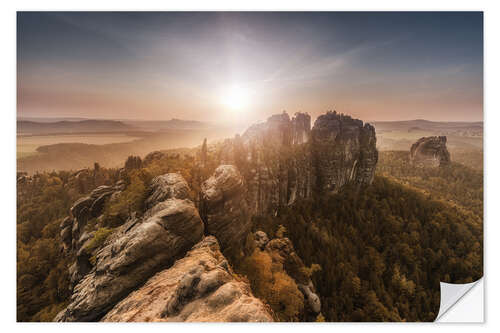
[102,236,273,322]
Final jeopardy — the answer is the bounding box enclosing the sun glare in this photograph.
[221,86,250,111]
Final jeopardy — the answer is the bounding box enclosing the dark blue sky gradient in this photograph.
[17,12,483,122]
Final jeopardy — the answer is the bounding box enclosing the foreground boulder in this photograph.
[61,173,193,287]
[410,136,451,167]
[144,173,190,210]
[200,165,251,252]
[102,237,273,322]
[55,174,204,322]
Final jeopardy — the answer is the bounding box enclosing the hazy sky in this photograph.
[17,12,483,124]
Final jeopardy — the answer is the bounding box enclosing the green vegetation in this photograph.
[240,248,305,321]
[102,171,148,227]
[17,168,119,321]
[252,176,482,321]
[17,146,483,322]
[377,151,483,218]
[447,148,483,171]
[85,228,114,253]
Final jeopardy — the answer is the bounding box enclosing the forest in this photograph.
[16,148,483,322]
[252,175,482,321]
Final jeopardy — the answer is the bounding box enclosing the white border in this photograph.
[2,1,498,332]
[437,279,484,322]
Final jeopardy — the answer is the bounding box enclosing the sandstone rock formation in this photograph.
[200,165,251,252]
[53,110,378,322]
[214,111,377,215]
[56,173,204,322]
[61,183,125,253]
[144,173,190,210]
[410,136,451,167]
[311,111,378,193]
[102,236,273,322]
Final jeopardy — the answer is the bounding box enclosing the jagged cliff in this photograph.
[410,136,450,167]
[56,171,271,322]
[216,111,378,215]
[56,174,205,322]
[55,110,378,322]
[199,165,251,252]
[311,112,378,192]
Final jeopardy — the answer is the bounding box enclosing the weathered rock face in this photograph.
[53,111,377,322]
[144,173,190,210]
[57,182,128,286]
[311,111,378,193]
[215,111,377,214]
[102,236,273,322]
[200,165,251,252]
[292,112,312,145]
[410,136,451,167]
[61,183,124,253]
[263,235,321,316]
[216,112,313,215]
[55,173,204,322]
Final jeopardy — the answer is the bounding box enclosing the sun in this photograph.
[221,86,250,111]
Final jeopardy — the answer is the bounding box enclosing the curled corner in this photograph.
[435,278,484,322]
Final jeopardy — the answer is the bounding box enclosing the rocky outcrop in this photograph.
[53,110,377,322]
[102,236,273,322]
[311,111,378,193]
[144,173,190,210]
[200,165,251,252]
[410,136,451,167]
[56,173,204,322]
[61,183,125,253]
[214,111,377,215]
[263,235,321,316]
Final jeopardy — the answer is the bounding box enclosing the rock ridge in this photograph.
[102,236,273,322]
[55,173,204,322]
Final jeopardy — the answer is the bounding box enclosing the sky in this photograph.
[17,12,483,124]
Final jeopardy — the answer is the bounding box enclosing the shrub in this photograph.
[103,171,147,227]
[84,227,114,253]
[240,249,304,321]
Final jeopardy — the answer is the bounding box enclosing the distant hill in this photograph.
[17,119,135,135]
[122,118,213,131]
[372,119,483,131]
[18,117,91,123]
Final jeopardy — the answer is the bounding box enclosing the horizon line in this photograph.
[17,115,484,124]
